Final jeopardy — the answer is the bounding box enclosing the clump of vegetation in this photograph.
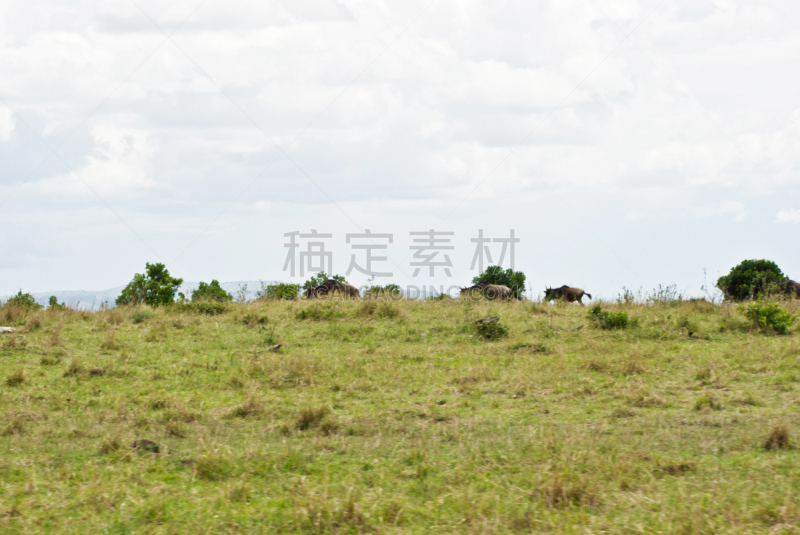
[295,406,338,435]
[739,302,797,335]
[694,394,722,411]
[356,301,400,319]
[5,369,26,387]
[116,263,184,306]
[363,284,402,300]
[229,397,263,419]
[296,304,341,321]
[589,305,635,329]
[717,259,787,301]
[646,283,683,306]
[764,424,791,450]
[472,265,526,299]
[195,457,234,481]
[536,473,601,509]
[131,310,154,324]
[472,319,509,340]
[191,280,232,302]
[4,290,42,310]
[258,282,300,300]
[48,296,66,310]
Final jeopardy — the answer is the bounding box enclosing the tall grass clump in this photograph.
[589,305,635,330]
[740,302,797,335]
[469,319,509,340]
[296,303,341,321]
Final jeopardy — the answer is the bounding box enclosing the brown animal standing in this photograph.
[460,283,515,300]
[304,279,360,300]
[544,285,592,305]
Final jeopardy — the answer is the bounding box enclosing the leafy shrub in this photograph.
[191,280,232,302]
[5,291,42,310]
[364,284,402,300]
[717,259,787,301]
[589,305,634,330]
[116,263,184,306]
[472,266,526,299]
[258,282,300,300]
[739,302,797,335]
[48,296,66,310]
[470,320,509,340]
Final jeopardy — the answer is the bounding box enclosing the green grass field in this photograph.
[1,297,800,533]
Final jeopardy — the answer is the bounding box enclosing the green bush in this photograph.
[364,284,402,300]
[589,305,634,330]
[472,266,526,299]
[717,260,787,301]
[48,296,66,310]
[5,290,43,310]
[258,283,300,300]
[116,263,184,307]
[465,319,509,340]
[475,321,508,340]
[739,302,797,335]
[191,280,232,302]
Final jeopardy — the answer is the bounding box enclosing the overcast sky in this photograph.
[1,0,799,299]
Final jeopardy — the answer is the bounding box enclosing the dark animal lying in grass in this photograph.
[304,280,360,299]
[785,280,800,297]
[460,283,515,300]
[544,285,592,304]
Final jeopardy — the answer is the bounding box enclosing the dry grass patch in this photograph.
[63,359,83,377]
[764,424,791,450]
[5,368,25,387]
[295,406,338,435]
[536,473,601,509]
[229,396,264,419]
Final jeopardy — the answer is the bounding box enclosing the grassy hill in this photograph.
[1,297,799,533]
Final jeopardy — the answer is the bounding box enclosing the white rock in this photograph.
[0,327,16,333]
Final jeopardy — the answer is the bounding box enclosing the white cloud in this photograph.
[775,209,800,223]
[0,107,13,141]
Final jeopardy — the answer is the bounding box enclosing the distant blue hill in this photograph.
[3,281,277,309]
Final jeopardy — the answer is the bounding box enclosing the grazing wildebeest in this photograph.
[304,279,360,300]
[460,283,515,301]
[785,279,800,298]
[544,285,592,305]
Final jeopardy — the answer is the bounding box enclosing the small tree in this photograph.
[717,260,787,301]
[364,283,402,299]
[302,271,346,290]
[472,266,526,299]
[191,280,233,303]
[116,263,184,306]
[5,290,43,310]
[257,282,300,300]
[48,296,66,310]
